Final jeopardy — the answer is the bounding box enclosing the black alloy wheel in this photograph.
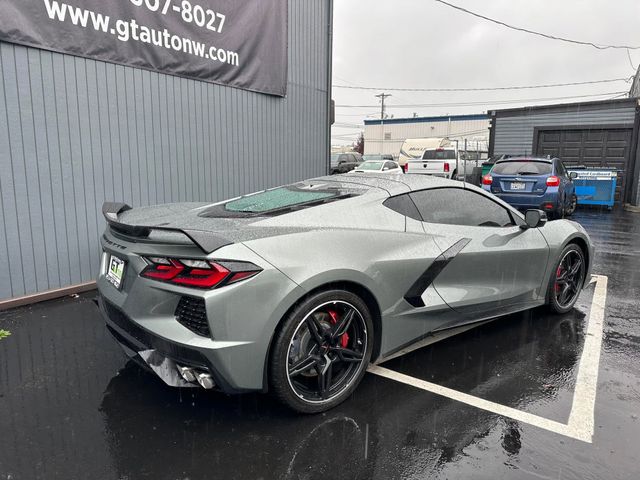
[270,290,373,413]
[548,244,586,314]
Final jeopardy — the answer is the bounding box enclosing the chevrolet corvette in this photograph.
[97,174,593,412]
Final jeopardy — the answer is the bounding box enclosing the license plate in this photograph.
[106,254,126,290]
[511,182,526,190]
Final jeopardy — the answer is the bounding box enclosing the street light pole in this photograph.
[375,92,391,155]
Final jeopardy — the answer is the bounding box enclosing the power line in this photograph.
[433,0,640,50]
[331,134,361,140]
[335,112,379,117]
[332,77,630,92]
[627,49,637,71]
[608,91,630,100]
[335,91,627,108]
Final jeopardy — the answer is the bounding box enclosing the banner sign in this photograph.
[0,0,288,96]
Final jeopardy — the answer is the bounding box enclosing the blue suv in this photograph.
[482,157,577,219]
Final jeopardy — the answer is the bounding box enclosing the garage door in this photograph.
[535,128,633,202]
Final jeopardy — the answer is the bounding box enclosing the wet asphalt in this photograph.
[1,208,639,480]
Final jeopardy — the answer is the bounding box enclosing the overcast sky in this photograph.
[331,0,640,145]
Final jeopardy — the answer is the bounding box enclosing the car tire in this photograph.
[565,194,578,217]
[547,243,586,314]
[269,289,374,413]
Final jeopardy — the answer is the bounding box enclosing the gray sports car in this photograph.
[97,174,593,412]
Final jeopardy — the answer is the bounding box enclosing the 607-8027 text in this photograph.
[129,0,226,34]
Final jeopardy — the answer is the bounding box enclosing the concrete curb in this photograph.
[0,282,97,311]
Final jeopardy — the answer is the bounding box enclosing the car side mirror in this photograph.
[522,209,547,229]
[569,172,578,180]
[382,167,389,171]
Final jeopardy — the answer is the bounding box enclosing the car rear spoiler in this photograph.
[101,202,232,254]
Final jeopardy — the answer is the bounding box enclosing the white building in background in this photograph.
[363,113,490,160]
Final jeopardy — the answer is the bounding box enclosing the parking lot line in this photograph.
[567,274,608,442]
[368,275,608,444]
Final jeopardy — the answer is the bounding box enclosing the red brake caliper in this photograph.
[555,266,562,292]
[327,309,349,348]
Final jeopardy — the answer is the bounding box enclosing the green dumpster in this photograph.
[481,162,494,176]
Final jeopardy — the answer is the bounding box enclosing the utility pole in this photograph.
[375,93,391,155]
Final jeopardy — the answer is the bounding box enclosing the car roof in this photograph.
[309,173,460,195]
[496,156,554,163]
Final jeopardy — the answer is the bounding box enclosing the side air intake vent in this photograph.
[175,296,210,337]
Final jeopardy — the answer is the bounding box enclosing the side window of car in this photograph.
[384,161,395,170]
[409,188,514,227]
[383,194,422,221]
[557,160,568,177]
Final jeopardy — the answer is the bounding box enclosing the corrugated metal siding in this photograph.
[493,106,637,156]
[0,0,331,301]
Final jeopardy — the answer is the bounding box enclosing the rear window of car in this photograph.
[492,161,552,175]
[422,149,456,160]
[225,187,336,213]
[199,184,358,217]
[357,161,384,171]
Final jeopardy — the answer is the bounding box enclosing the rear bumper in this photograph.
[97,231,306,393]
[99,294,252,393]
[406,171,452,179]
[487,190,561,211]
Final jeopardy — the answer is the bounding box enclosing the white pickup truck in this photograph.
[405,144,482,180]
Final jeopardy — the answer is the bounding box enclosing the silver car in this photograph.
[97,174,593,413]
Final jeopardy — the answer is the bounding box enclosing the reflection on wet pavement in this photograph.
[1,208,640,479]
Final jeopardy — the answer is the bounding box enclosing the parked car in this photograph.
[362,154,395,162]
[482,157,578,219]
[398,137,451,171]
[97,174,593,413]
[330,152,363,174]
[351,160,403,174]
[405,141,479,180]
[481,154,512,177]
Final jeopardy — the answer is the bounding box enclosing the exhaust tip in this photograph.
[176,364,215,389]
[196,372,215,389]
[177,365,197,383]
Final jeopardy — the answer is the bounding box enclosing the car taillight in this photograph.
[141,258,261,289]
[402,163,408,173]
[482,174,492,185]
[444,162,450,172]
[546,176,560,187]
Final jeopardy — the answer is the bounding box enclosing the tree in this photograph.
[353,132,364,154]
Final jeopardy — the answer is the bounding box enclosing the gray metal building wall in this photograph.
[491,100,637,156]
[490,99,640,205]
[0,0,332,302]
